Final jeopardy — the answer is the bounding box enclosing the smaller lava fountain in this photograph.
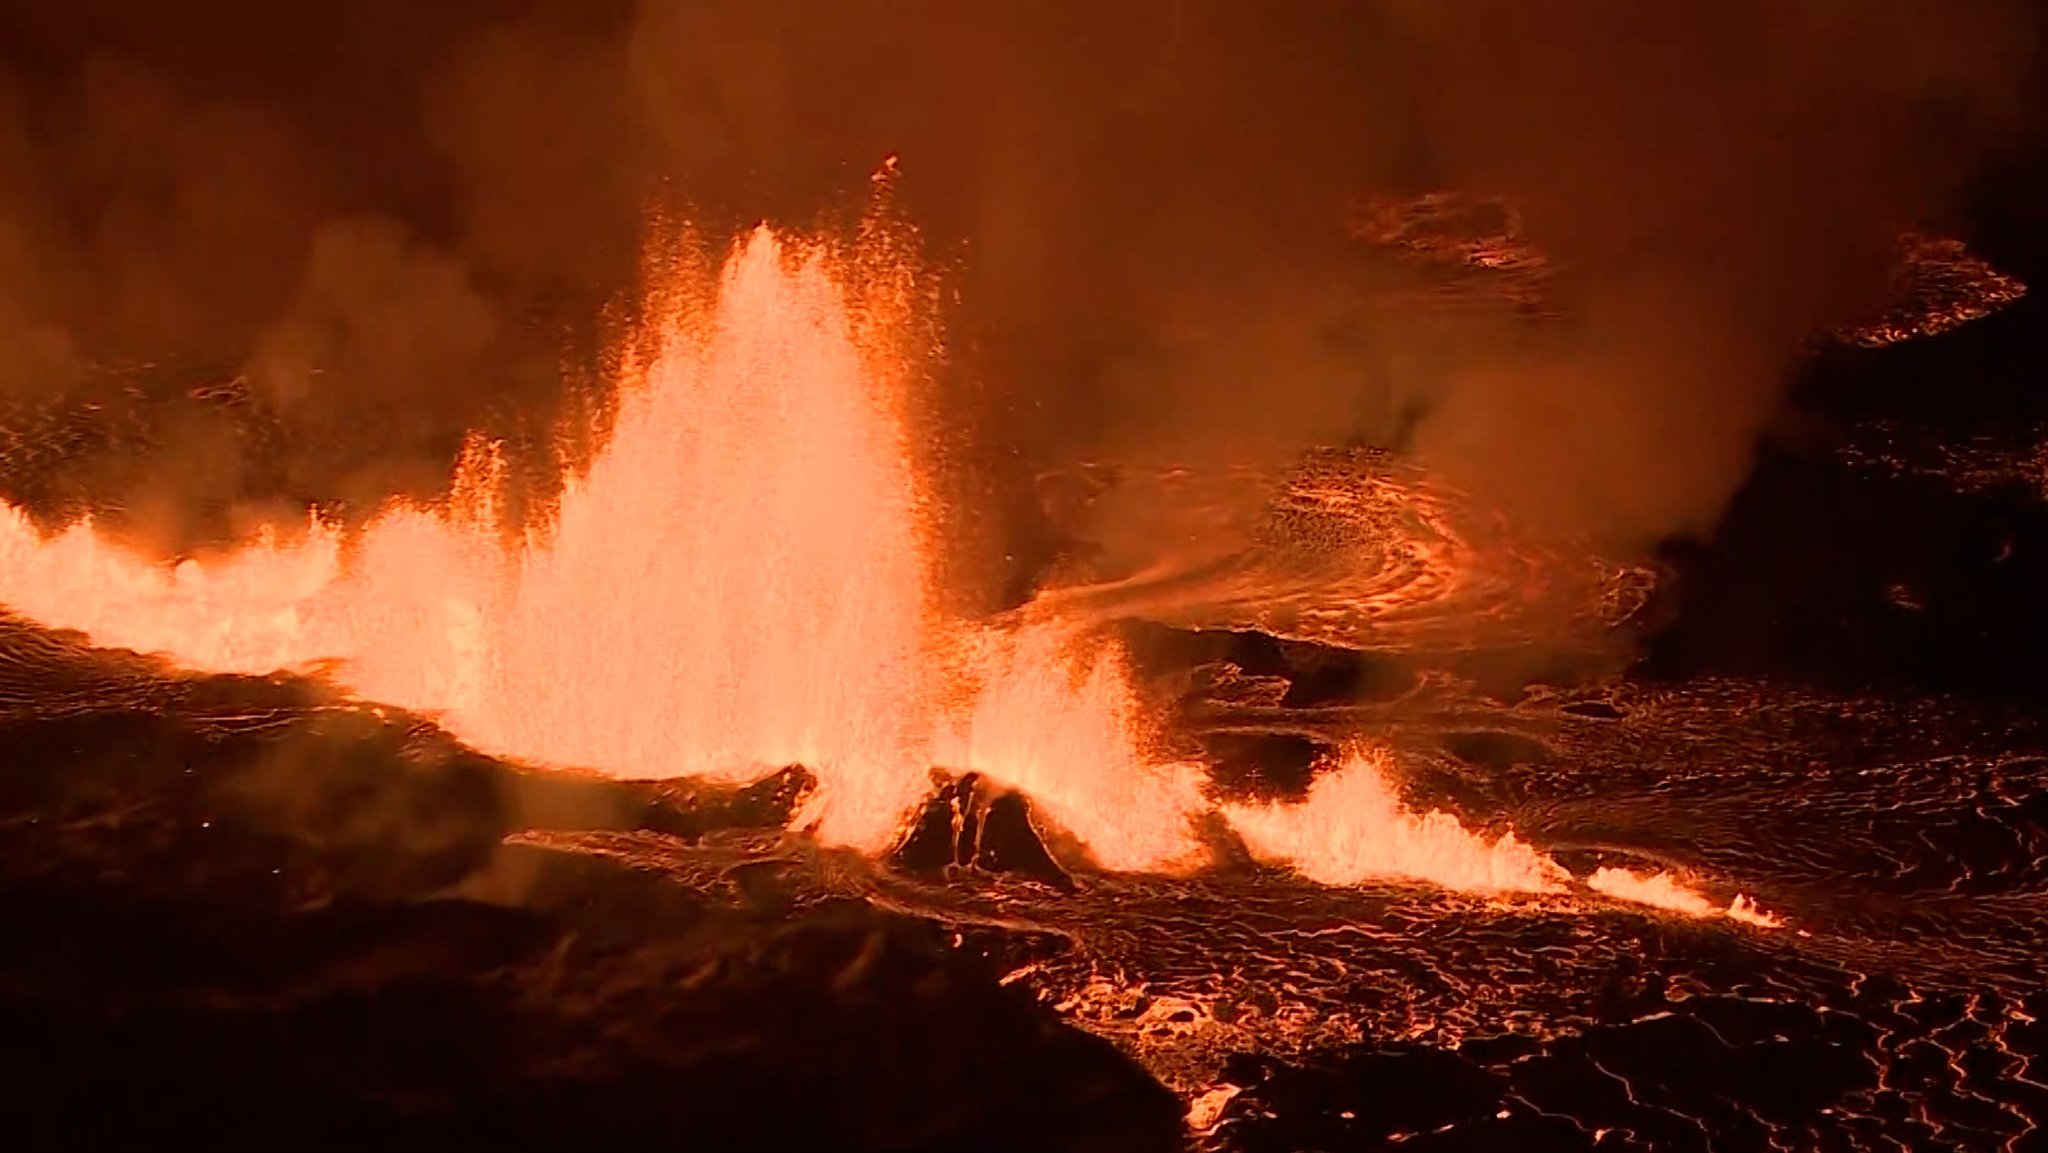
[933,621,1211,873]
[1221,747,1568,893]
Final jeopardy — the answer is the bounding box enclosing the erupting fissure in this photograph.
[0,226,1174,859]
[0,223,1776,925]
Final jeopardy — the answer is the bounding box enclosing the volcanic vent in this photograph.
[0,214,1776,910]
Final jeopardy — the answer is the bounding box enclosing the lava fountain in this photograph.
[401,230,939,848]
[1221,747,1569,894]
[934,621,1210,872]
[0,228,936,849]
[0,222,1781,924]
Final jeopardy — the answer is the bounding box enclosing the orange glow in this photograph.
[1223,758,1785,922]
[0,225,1222,864]
[0,220,1787,929]
[1725,893,1785,929]
[1220,747,1570,894]
[934,619,1209,872]
[0,227,936,851]
[1585,866,1718,916]
[417,230,937,849]
[1587,866,1784,928]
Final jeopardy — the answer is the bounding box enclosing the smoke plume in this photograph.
[0,0,2038,599]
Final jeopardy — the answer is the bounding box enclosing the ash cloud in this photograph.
[0,0,2038,588]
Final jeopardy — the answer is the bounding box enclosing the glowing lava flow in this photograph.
[1588,866,1786,928]
[1220,747,1570,893]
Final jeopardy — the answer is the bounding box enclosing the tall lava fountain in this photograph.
[424,230,936,848]
[0,227,940,849]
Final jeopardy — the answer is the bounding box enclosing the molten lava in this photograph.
[1588,866,1785,928]
[0,228,1212,860]
[934,621,1209,872]
[1220,747,1569,894]
[414,232,938,849]
[0,221,1782,926]
[0,229,935,849]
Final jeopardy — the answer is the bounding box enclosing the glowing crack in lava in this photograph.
[0,222,1779,926]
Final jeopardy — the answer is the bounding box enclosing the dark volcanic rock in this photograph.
[1217,1045,1510,1152]
[1,873,1182,1152]
[895,773,1078,889]
[0,630,1183,1153]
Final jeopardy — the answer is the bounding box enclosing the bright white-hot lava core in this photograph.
[0,222,1776,924]
[1221,747,1569,894]
[0,229,947,850]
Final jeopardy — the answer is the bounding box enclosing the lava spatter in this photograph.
[0,227,938,851]
[1220,746,1569,894]
[415,230,940,851]
[1588,865,1784,927]
[933,620,1211,874]
[0,226,1216,867]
